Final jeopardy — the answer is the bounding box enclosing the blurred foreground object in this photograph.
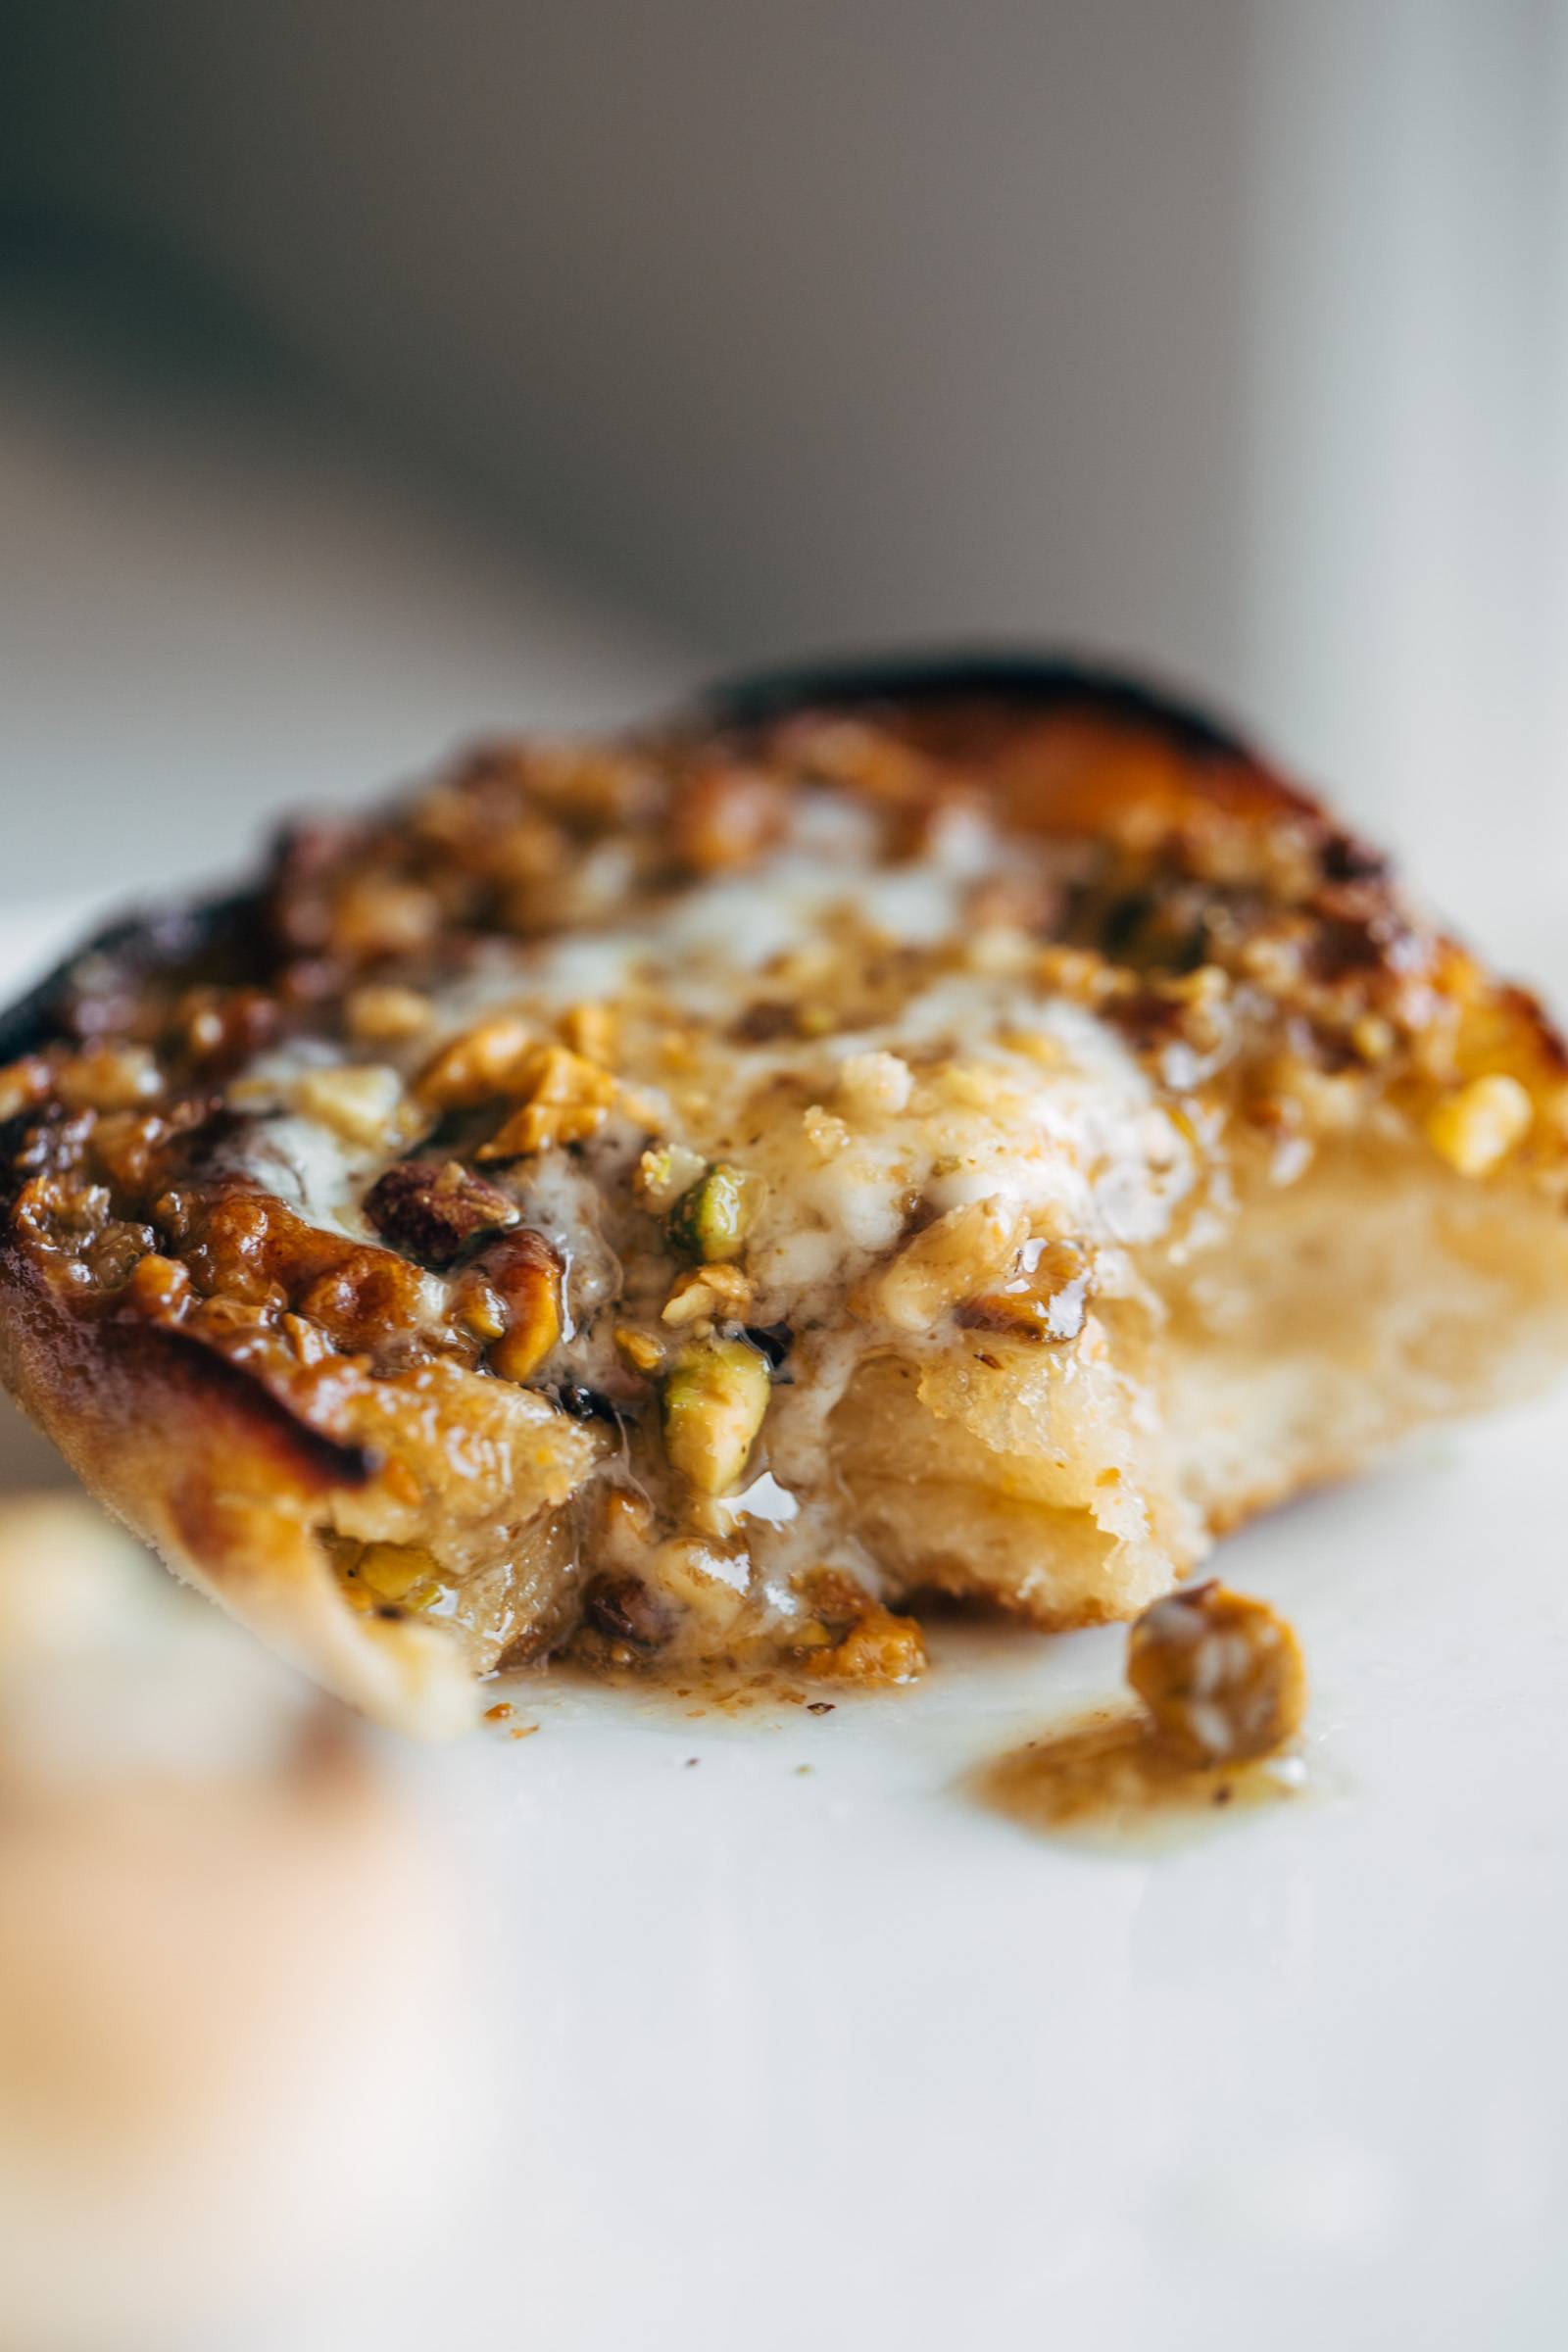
[0,1496,476,2352]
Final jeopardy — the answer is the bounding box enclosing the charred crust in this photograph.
[0,890,269,1065]
[697,647,1260,765]
[147,1321,381,1487]
[0,1239,377,1493]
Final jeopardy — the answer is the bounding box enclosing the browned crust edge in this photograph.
[0,1246,475,1735]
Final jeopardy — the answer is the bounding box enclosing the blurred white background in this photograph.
[3,0,1566,945]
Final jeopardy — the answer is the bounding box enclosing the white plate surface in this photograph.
[3,896,1567,2352]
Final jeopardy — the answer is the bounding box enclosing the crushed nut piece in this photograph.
[416,1013,536,1109]
[1426,1072,1533,1177]
[1350,1011,1396,1064]
[0,1056,49,1123]
[294,1063,411,1148]
[364,1158,519,1266]
[807,1605,927,1685]
[634,1141,708,1210]
[661,1337,771,1494]
[835,1050,913,1119]
[55,1044,161,1112]
[662,1262,755,1327]
[585,1572,673,1650]
[345,983,434,1043]
[862,1198,1028,1332]
[451,1273,507,1345]
[671,763,787,873]
[331,877,439,958]
[561,1002,618,1064]
[348,1540,446,1612]
[802,1104,852,1157]
[480,1230,564,1381]
[477,1046,616,1158]
[1127,1580,1307,1765]
[957,1237,1093,1345]
[666,1161,762,1261]
[612,1324,665,1374]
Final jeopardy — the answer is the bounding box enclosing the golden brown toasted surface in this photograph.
[4,655,1566,1725]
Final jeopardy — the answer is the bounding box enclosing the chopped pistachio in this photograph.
[661,1337,771,1494]
[667,1161,762,1261]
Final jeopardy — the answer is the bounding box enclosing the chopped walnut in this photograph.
[294,1248,430,1354]
[795,1572,928,1685]
[957,1239,1093,1345]
[363,1159,519,1267]
[807,1605,927,1685]
[330,876,440,959]
[0,1056,50,1123]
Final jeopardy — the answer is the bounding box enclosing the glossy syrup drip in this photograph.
[971,1706,1309,1852]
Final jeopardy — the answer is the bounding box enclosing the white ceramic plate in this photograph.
[4,896,1567,2352]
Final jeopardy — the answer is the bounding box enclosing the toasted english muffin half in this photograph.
[4,654,1567,1732]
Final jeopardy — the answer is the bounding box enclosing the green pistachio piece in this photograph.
[666,1161,762,1262]
[661,1337,771,1494]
